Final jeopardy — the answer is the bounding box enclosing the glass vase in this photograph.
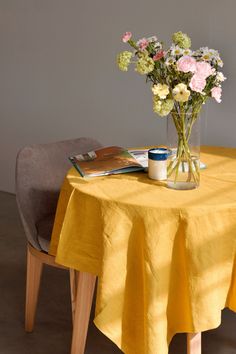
[167,110,200,190]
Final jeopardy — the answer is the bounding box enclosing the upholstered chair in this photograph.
[15,137,102,332]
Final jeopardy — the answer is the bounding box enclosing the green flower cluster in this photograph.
[153,97,174,117]
[136,55,155,75]
[172,31,191,49]
[117,51,133,71]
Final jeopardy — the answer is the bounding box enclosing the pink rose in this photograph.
[153,50,165,61]
[195,61,213,79]
[137,38,149,51]
[189,74,206,93]
[122,32,132,43]
[177,56,197,73]
[211,87,222,103]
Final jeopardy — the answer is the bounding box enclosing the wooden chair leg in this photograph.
[71,272,96,354]
[70,269,79,324]
[25,245,43,332]
[187,333,201,354]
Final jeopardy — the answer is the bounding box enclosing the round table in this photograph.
[50,146,236,354]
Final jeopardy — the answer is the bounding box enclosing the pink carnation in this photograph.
[137,38,149,51]
[211,87,222,103]
[195,61,213,79]
[122,32,132,43]
[177,56,197,73]
[189,75,206,93]
[153,50,165,61]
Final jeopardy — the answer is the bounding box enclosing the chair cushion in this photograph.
[35,214,55,252]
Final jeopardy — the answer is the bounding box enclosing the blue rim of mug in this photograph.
[148,148,170,161]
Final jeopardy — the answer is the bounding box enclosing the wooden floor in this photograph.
[0,190,235,354]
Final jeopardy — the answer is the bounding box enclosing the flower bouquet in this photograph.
[117,31,226,189]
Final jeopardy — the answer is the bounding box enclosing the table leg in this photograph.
[71,271,96,354]
[187,332,201,354]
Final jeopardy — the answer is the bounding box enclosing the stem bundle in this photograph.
[167,106,200,186]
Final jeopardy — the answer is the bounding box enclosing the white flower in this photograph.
[165,57,176,66]
[208,48,220,59]
[193,49,201,56]
[170,45,183,56]
[202,55,211,61]
[216,72,226,82]
[149,39,162,50]
[152,83,170,99]
[173,83,190,102]
[147,36,158,42]
[217,58,224,67]
[182,48,193,56]
[197,47,221,63]
[194,47,209,57]
[201,51,212,61]
[199,47,209,53]
[155,41,163,49]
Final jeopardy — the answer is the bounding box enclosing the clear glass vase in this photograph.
[167,110,200,190]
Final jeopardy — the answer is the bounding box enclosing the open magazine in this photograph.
[69,146,207,177]
[128,148,207,170]
[69,146,144,177]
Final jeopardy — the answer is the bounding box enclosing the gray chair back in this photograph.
[15,137,102,250]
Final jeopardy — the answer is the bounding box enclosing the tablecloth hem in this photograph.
[167,305,236,344]
[94,306,236,354]
[93,317,124,353]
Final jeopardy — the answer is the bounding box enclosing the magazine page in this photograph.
[69,146,143,177]
[128,147,207,170]
[128,148,149,168]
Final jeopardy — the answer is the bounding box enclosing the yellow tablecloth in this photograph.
[49,146,236,354]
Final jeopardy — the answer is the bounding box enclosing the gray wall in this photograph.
[1,0,235,193]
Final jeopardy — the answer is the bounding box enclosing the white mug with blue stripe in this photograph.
[148,148,169,181]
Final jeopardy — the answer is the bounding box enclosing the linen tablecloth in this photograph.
[49,146,236,354]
